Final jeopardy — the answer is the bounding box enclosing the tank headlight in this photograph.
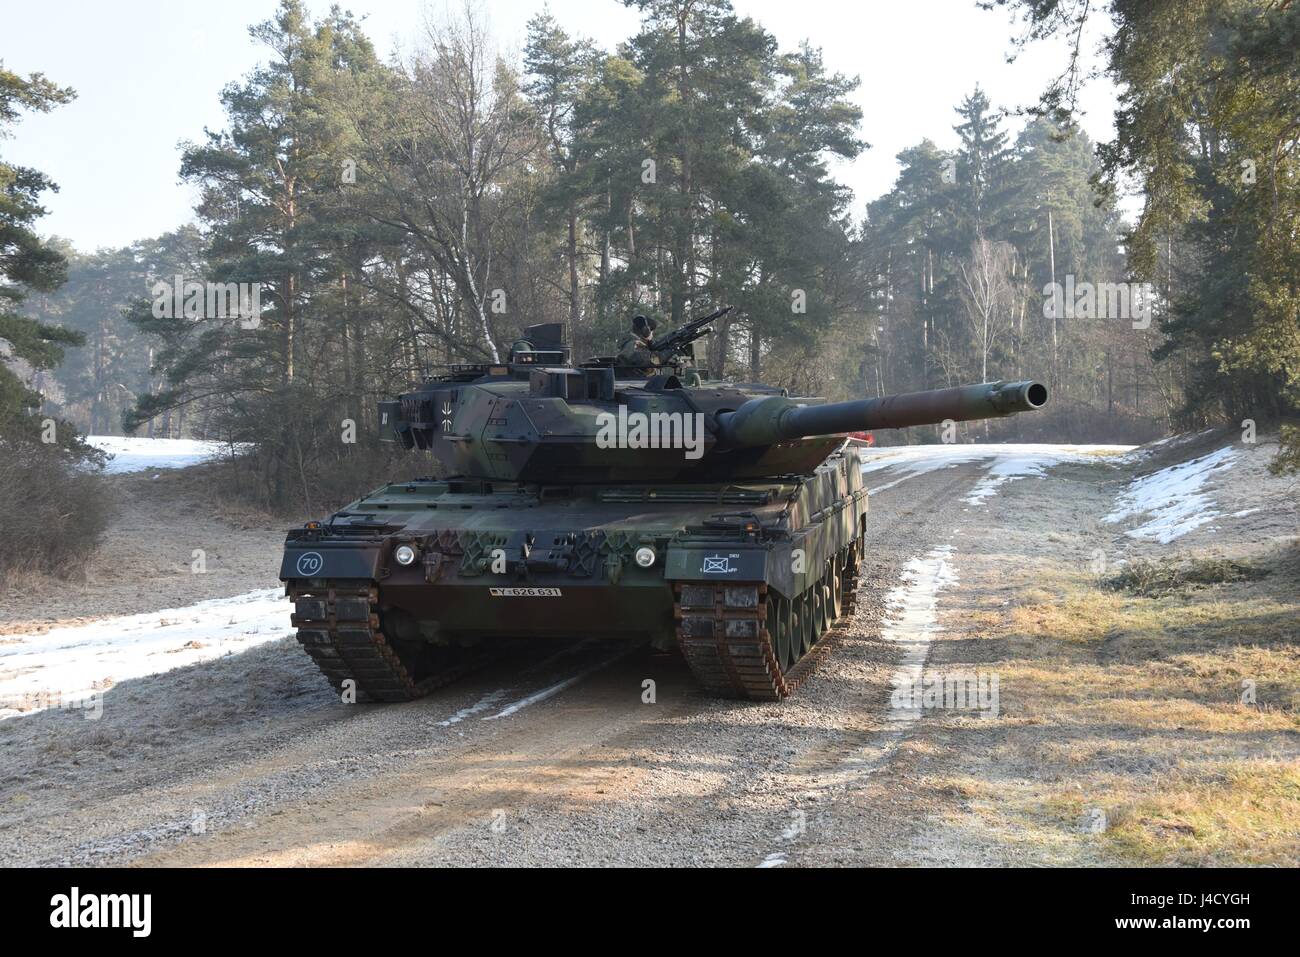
[634,546,656,568]
[394,544,418,566]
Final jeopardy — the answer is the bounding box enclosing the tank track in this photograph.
[674,542,861,701]
[288,581,486,702]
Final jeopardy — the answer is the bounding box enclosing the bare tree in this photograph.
[957,238,1017,384]
[343,1,543,362]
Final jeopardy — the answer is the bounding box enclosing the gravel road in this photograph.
[0,460,987,867]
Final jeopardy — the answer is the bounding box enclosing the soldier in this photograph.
[617,315,661,370]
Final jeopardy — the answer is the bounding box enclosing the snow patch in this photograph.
[963,454,1065,505]
[1103,445,1240,544]
[883,545,959,723]
[811,543,964,797]
[1112,428,1218,465]
[88,436,237,474]
[860,443,1132,501]
[0,588,289,720]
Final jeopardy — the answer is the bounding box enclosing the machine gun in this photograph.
[649,306,732,362]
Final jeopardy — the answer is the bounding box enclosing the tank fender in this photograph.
[666,543,771,584]
[665,541,801,598]
[279,542,383,581]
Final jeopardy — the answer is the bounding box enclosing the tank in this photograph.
[279,311,1046,701]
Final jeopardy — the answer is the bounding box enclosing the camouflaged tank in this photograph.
[280,311,1047,701]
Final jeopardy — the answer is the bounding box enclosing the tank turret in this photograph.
[380,314,1047,483]
[281,308,1049,705]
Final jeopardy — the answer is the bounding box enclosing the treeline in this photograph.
[991,0,1300,444]
[6,0,1297,519]
[852,95,1152,441]
[23,229,205,437]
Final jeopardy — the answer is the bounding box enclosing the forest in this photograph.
[2,0,1298,524]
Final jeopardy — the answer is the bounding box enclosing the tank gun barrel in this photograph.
[717,380,1047,447]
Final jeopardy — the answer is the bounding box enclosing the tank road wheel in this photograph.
[829,559,844,622]
[840,539,864,619]
[814,568,831,636]
[674,582,842,702]
[289,582,492,702]
[768,593,795,672]
[797,588,816,657]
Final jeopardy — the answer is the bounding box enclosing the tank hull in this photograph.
[280,448,868,700]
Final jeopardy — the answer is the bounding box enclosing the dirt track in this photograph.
[3,437,1295,867]
[0,459,979,867]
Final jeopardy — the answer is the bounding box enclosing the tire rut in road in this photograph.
[134,646,700,866]
[11,636,647,865]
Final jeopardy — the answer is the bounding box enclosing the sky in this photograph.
[2,0,1123,253]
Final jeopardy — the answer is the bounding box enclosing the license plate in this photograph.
[489,587,562,597]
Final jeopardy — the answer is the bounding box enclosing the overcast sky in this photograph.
[3,0,1122,252]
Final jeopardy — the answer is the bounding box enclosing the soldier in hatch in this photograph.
[617,314,661,371]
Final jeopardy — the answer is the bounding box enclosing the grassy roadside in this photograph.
[1003,554,1299,865]
[913,449,1300,866]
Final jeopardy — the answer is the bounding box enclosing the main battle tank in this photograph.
[279,310,1046,701]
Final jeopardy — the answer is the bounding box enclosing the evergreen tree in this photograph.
[951,86,1011,246]
[131,0,391,504]
[992,0,1300,458]
[524,12,600,338]
[0,61,85,454]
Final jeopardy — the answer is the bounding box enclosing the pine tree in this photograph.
[951,87,1011,247]
[993,0,1300,461]
[524,12,599,339]
[0,62,89,454]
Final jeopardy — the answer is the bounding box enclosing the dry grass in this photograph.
[938,545,1300,866]
[0,444,112,584]
[1107,556,1270,597]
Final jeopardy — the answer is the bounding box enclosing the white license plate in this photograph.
[488,587,562,597]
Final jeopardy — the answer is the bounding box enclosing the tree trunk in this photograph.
[567,209,580,340]
[712,312,731,379]
[1047,206,1058,387]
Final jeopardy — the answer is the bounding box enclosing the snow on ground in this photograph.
[860,443,1132,502]
[88,435,237,474]
[1103,445,1240,544]
[884,545,960,723]
[0,589,289,720]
